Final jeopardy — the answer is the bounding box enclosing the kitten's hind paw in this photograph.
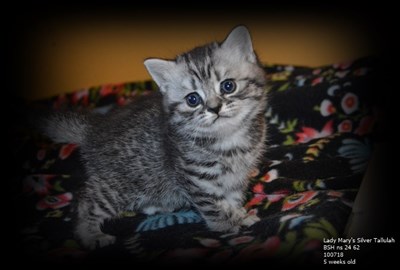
[241,212,260,228]
[81,233,116,250]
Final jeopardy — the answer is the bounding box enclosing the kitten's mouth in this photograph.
[212,115,229,124]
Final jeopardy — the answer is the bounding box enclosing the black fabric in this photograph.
[13,58,382,264]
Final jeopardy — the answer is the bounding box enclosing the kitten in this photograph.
[43,26,267,249]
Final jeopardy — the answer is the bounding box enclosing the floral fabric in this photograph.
[14,58,377,264]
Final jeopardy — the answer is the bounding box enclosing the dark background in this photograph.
[5,2,397,265]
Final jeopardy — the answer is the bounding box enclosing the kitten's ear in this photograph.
[144,59,176,91]
[222,25,257,63]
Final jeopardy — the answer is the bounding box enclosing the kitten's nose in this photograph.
[207,104,222,114]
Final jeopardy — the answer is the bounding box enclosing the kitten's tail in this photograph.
[39,112,89,144]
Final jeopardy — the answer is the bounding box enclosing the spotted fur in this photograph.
[44,26,267,249]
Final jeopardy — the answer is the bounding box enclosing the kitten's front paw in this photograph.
[80,233,116,250]
[241,213,260,227]
[204,206,258,233]
[237,207,260,228]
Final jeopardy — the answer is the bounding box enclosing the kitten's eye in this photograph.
[185,92,202,107]
[220,79,236,94]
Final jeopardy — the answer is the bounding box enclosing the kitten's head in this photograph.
[144,26,266,136]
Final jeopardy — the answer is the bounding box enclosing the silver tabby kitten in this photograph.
[44,26,267,249]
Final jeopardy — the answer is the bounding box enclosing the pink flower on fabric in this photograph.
[36,192,73,210]
[246,194,267,208]
[266,192,289,203]
[320,99,336,116]
[100,84,114,97]
[23,175,55,195]
[311,77,324,86]
[282,191,318,211]
[100,83,124,97]
[261,169,278,182]
[228,236,255,246]
[296,120,333,143]
[71,89,89,105]
[341,93,359,114]
[59,144,78,160]
[252,183,264,194]
[246,186,288,208]
[198,238,221,248]
[355,116,375,135]
[117,96,126,106]
[328,191,343,197]
[338,120,353,133]
[333,61,352,70]
[312,68,321,75]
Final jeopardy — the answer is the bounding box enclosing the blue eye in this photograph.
[220,79,236,94]
[186,92,202,107]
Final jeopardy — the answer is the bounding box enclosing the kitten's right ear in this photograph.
[144,59,176,91]
[222,25,257,64]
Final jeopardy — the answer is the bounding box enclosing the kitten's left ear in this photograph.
[144,58,176,92]
[222,25,257,64]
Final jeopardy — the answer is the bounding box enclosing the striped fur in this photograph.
[44,26,267,249]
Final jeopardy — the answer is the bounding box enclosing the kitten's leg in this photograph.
[74,195,118,249]
[237,207,261,227]
[226,191,260,228]
[193,194,259,233]
[140,191,192,215]
[142,206,175,215]
[142,202,191,215]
